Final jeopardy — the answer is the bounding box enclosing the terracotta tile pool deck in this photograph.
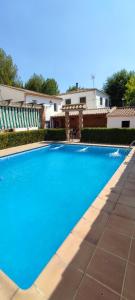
[0,142,135,300]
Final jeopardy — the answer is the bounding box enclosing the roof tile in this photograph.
[108,107,135,117]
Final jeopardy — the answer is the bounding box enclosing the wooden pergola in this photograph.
[62,104,86,141]
[0,99,43,109]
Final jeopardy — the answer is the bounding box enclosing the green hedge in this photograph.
[0,129,66,150]
[81,128,135,145]
[45,128,66,141]
[0,129,46,150]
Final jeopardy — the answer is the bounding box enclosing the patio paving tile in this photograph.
[124,181,135,191]
[123,263,135,300]
[0,142,48,157]
[35,254,83,300]
[86,248,126,294]
[129,168,135,176]
[92,197,116,213]
[126,177,135,184]
[98,190,120,203]
[35,255,65,297]
[12,286,44,300]
[83,206,101,225]
[121,188,135,197]
[129,238,135,265]
[101,191,120,202]
[57,233,95,272]
[111,185,123,194]
[98,229,131,259]
[72,218,91,240]
[118,194,135,208]
[75,275,120,300]
[84,211,109,245]
[107,215,135,237]
[47,267,83,300]
[113,203,135,220]
[0,272,18,300]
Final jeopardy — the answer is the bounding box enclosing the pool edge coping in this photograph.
[0,141,132,158]
[0,143,135,299]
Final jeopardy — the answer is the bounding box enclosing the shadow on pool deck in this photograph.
[34,153,135,300]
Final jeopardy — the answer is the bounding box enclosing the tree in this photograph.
[0,48,22,87]
[125,75,135,106]
[25,75,59,95]
[25,73,45,92]
[66,84,81,92]
[42,78,59,95]
[103,69,134,107]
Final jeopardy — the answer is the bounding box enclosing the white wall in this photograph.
[61,90,96,108]
[61,90,109,109]
[107,116,135,128]
[0,86,62,123]
[26,95,62,122]
[96,90,110,108]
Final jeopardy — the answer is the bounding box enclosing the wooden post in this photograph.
[40,105,45,128]
[62,104,85,141]
[65,111,70,141]
[78,110,83,140]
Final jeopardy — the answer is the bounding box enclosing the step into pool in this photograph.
[0,144,129,289]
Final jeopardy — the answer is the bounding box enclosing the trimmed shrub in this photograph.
[81,128,135,145]
[0,129,66,150]
[45,129,66,141]
[0,129,46,150]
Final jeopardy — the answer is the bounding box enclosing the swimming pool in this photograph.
[0,144,129,289]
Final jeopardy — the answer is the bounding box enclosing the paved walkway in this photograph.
[0,142,48,157]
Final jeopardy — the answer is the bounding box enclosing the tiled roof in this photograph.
[0,84,62,100]
[108,107,135,117]
[52,108,112,117]
[60,88,109,97]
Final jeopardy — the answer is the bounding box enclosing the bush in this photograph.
[0,129,46,150]
[81,128,135,145]
[45,129,66,141]
[0,129,66,150]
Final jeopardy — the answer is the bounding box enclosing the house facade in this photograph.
[0,85,111,130]
[51,88,110,130]
[60,88,110,109]
[107,107,135,128]
[0,85,62,128]
[51,108,112,130]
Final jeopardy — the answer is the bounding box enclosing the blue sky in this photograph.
[0,0,135,92]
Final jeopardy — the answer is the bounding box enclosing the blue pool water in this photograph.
[0,144,129,289]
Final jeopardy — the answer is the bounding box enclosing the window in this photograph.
[54,103,58,112]
[32,100,37,104]
[100,97,103,105]
[65,99,71,105]
[45,121,50,128]
[105,98,108,107]
[80,97,86,104]
[122,121,130,128]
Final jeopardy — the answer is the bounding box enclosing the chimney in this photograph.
[76,82,78,89]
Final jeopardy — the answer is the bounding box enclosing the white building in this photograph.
[60,88,110,109]
[0,84,62,127]
[0,85,110,129]
[107,107,135,128]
